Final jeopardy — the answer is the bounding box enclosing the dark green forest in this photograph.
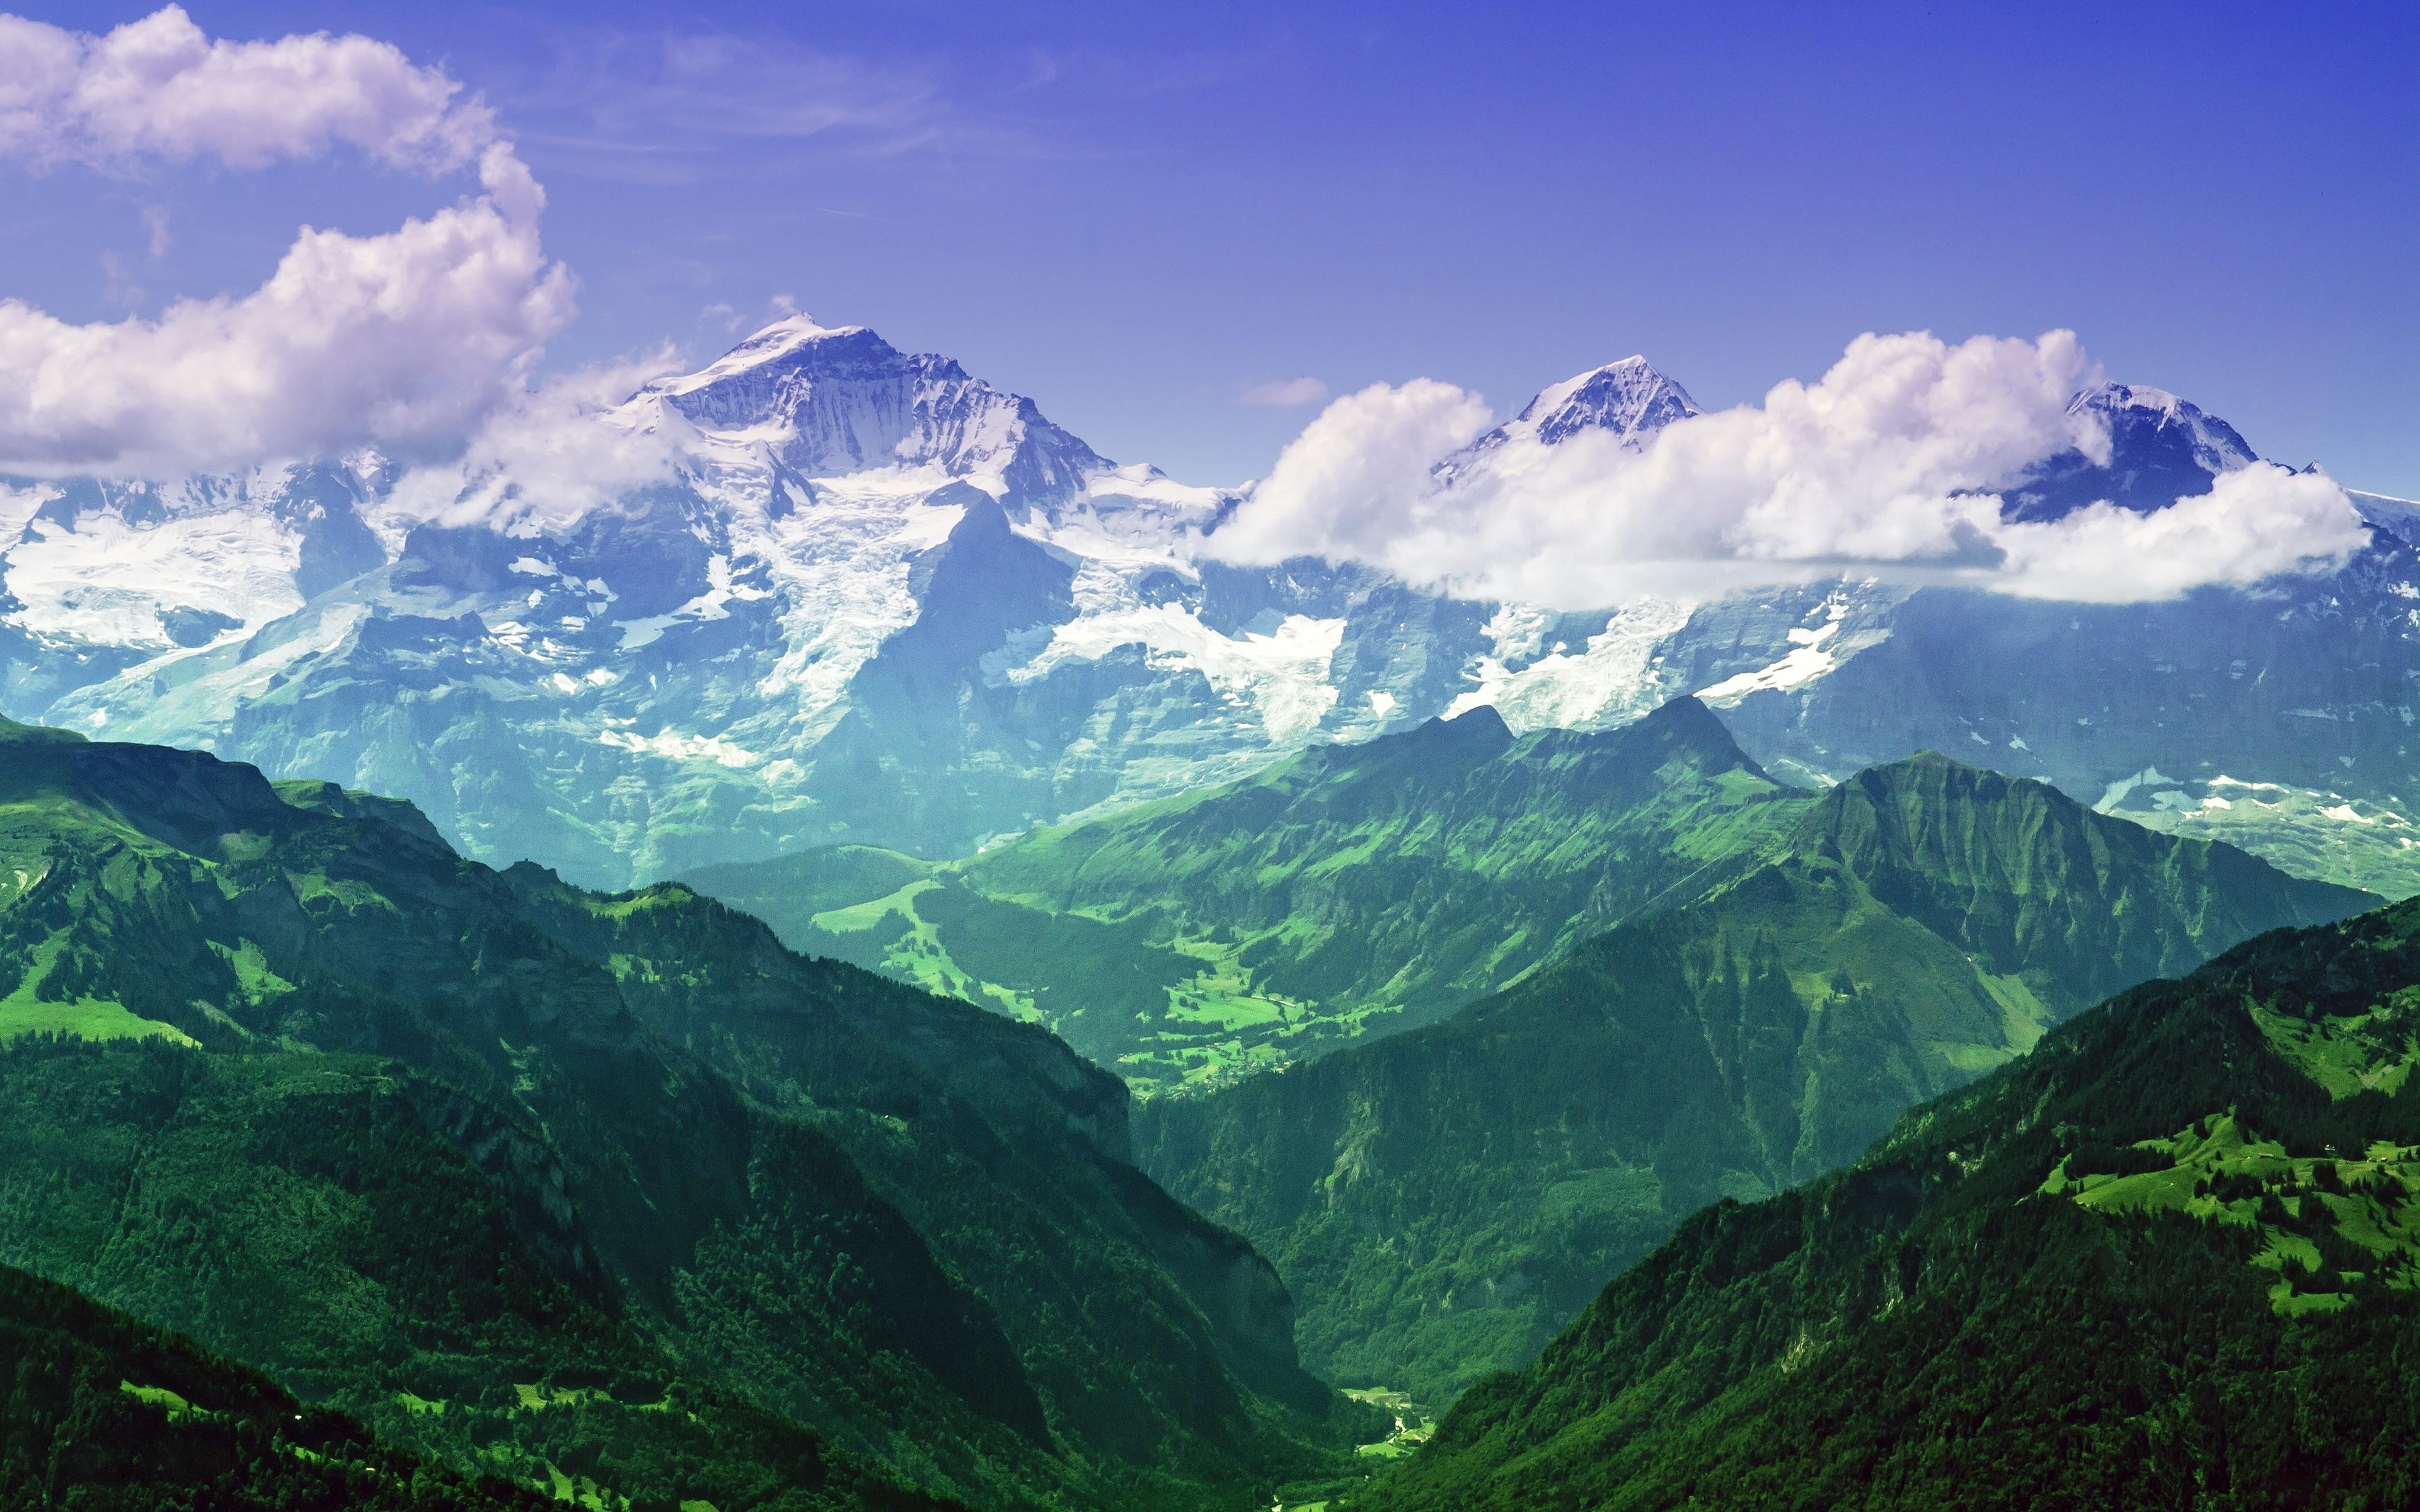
[1365,898,2420,1509]
[0,717,1369,1511]
[0,1258,555,1511]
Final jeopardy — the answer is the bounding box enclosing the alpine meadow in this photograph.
[0,4,2412,1509]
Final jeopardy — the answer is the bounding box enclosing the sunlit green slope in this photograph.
[686,699,1806,1094]
[1136,753,2376,1402]
[0,717,1364,1511]
[1364,895,2420,1511]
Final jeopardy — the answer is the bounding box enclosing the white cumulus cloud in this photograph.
[1206,330,2367,605]
[1988,463,2368,602]
[1209,378,1492,564]
[0,4,493,171]
[383,352,689,532]
[0,8,574,479]
[0,146,573,477]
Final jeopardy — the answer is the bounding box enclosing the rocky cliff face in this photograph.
[3,320,2409,894]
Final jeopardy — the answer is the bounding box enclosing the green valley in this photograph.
[1134,750,2374,1401]
[685,699,1807,1094]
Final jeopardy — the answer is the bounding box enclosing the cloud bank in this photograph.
[0,7,572,478]
[1206,331,2368,605]
[0,4,492,171]
[383,353,687,532]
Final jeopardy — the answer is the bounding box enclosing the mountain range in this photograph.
[1128,725,2371,1401]
[4,323,2415,900]
[3,307,2414,1509]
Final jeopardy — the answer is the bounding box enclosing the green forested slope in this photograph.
[1366,896,2420,1511]
[0,718,1363,1511]
[0,1259,551,1511]
[686,699,1806,1092]
[1136,755,2375,1402]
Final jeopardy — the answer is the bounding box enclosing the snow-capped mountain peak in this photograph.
[631,319,1108,501]
[645,313,868,400]
[1516,355,1703,446]
[2000,378,2263,523]
[1436,355,1700,483]
[2068,380,2257,475]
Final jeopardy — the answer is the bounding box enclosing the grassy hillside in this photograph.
[1364,895,2420,1511]
[687,699,1807,1094]
[1136,754,2375,1404]
[0,1259,553,1510]
[0,718,1367,1510]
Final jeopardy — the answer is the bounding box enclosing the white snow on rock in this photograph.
[3,501,301,647]
[1695,593,1857,706]
[1010,601,1346,745]
[599,726,761,768]
[1449,598,1693,731]
[2070,381,2257,474]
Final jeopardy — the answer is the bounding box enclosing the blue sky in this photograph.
[4,1,2414,492]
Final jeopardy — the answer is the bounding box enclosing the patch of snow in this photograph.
[1479,603,1557,665]
[1010,602,1345,745]
[598,728,760,768]
[616,553,769,651]
[1696,594,1852,705]
[48,602,369,743]
[1449,598,1693,731]
[0,483,57,545]
[743,483,968,726]
[2094,766,2177,812]
[3,507,301,647]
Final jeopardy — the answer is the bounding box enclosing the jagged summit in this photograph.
[629,316,1108,494]
[1519,355,1704,445]
[1998,377,2262,523]
[643,312,870,399]
[1438,355,1701,481]
[2069,379,2257,474]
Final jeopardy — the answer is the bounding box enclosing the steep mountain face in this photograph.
[1,322,2406,897]
[0,718,1361,1511]
[1132,754,2373,1403]
[2001,380,2258,524]
[0,1261,566,1511]
[1434,357,1702,481]
[684,697,1806,1095]
[1370,896,2420,1511]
